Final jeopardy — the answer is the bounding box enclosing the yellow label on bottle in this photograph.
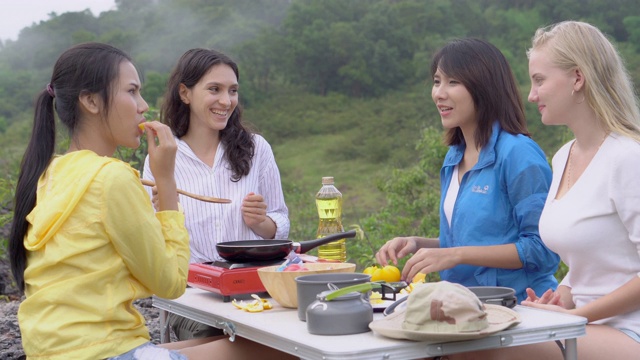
[316,198,342,219]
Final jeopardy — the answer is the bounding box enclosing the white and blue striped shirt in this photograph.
[142,134,290,263]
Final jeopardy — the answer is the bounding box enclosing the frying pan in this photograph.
[216,229,357,263]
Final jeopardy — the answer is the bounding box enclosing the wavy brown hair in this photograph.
[161,48,254,181]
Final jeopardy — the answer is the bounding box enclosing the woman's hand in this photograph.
[150,185,179,212]
[151,185,160,211]
[241,192,277,239]
[522,287,576,315]
[241,192,268,227]
[143,121,177,181]
[524,288,563,305]
[401,247,459,283]
[143,121,178,211]
[376,237,442,281]
[375,237,419,267]
[520,301,572,314]
[522,287,572,314]
[521,288,569,313]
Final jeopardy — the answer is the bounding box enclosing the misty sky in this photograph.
[0,0,116,42]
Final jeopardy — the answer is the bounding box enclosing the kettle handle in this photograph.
[323,282,380,301]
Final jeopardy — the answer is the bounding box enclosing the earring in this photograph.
[571,90,575,97]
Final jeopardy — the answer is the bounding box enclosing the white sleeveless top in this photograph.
[443,165,460,228]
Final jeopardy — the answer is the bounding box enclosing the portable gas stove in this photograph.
[187,260,283,302]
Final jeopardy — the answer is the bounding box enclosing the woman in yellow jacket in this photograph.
[9,42,293,360]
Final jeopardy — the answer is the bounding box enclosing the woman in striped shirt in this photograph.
[142,48,290,340]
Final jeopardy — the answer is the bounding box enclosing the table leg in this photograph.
[564,338,577,360]
[159,309,170,343]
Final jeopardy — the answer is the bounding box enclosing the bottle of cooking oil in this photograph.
[316,176,346,262]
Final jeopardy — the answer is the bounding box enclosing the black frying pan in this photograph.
[216,229,357,263]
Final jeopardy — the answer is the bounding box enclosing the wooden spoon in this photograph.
[140,179,231,204]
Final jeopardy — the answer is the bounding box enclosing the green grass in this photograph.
[273,133,392,228]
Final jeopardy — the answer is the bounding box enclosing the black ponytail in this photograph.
[8,42,132,292]
[9,91,56,291]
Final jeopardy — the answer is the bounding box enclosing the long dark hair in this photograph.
[9,42,132,292]
[430,38,529,148]
[161,48,254,181]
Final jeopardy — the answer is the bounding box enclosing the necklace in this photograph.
[566,142,576,190]
[566,133,608,190]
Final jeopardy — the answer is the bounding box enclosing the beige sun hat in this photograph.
[369,281,521,342]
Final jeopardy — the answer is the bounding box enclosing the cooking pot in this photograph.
[383,285,517,316]
[467,286,517,308]
[216,229,357,263]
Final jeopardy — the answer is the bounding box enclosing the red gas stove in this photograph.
[187,260,283,302]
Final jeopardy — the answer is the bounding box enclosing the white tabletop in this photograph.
[153,288,587,360]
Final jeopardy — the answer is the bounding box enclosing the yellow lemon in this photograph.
[369,291,384,304]
[363,265,378,276]
[412,272,426,284]
[363,265,401,283]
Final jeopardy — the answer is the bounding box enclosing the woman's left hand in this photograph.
[525,288,565,306]
[150,184,179,212]
[401,247,458,283]
[241,192,268,227]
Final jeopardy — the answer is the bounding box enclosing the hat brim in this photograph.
[369,303,521,342]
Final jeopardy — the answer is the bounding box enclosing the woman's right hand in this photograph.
[143,121,177,180]
[375,237,419,267]
[143,121,178,211]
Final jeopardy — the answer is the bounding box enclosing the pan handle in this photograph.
[297,229,358,254]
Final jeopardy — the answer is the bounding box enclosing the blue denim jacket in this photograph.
[439,122,559,302]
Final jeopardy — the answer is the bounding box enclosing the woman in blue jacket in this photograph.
[375,38,559,302]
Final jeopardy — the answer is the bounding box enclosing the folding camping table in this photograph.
[153,287,587,360]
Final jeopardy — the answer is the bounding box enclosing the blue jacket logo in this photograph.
[471,185,490,194]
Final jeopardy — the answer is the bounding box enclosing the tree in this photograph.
[141,71,169,109]
[623,16,640,52]
[351,127,446,269]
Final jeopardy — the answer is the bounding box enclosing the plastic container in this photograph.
[315,177,346,262]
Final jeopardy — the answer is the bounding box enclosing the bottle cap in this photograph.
[322,176,334,185]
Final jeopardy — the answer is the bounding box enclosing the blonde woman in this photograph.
[447,20,640,360]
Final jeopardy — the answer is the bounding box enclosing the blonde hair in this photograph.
[528,21,640,142]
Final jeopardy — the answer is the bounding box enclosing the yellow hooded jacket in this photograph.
[18,150,190,359]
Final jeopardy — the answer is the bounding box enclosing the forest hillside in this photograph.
[1,0,639,269]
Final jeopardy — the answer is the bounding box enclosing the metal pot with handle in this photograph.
[306,282,376,335]
[216,230,357,263]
